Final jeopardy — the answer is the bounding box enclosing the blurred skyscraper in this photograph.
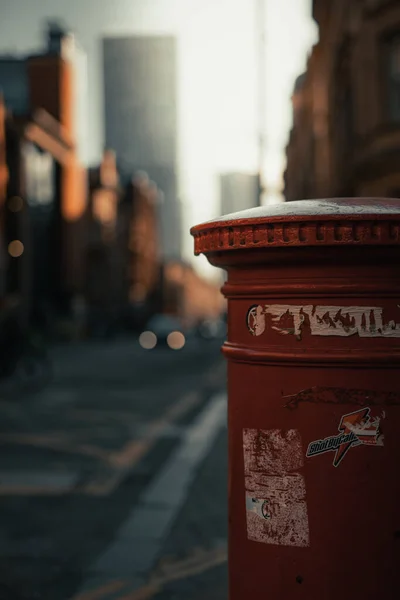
[102,35,181,259]
[219,172,261,216]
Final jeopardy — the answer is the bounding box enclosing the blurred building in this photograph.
[102,35,181,259]
[220,172,261,215]
[3,107,81,325]
[0,95,8,297]
[0,22,88,164]
[162,260,225,327]
[86,159,161,334]
[0,22,87,324]
[85,149,123,334]
[284,0,400,200]
[126,172,161,324]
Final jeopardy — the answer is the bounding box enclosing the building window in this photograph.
[385,33,400,122]
[23,143,54,208]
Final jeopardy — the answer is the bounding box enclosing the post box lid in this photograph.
[190,197,400,255]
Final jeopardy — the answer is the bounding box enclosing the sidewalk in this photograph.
[149,428,228,600]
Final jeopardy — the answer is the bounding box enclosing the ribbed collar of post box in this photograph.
[190,198,400,255]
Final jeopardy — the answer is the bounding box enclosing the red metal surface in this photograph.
[191,197,400,255]
[191,198,400,600]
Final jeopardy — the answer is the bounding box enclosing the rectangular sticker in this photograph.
[243,428,310,547]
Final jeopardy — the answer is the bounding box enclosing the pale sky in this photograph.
[0,0,317,279]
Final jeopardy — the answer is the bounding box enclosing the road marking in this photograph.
[74,393,227,597]
[71,579,128,600]
[71,543,227,600]
[0,470,79,495]
[118,544,227,599]
[0,432,110,462]
[82,389,202,495]
[0,390,201,497]
[67,409,143,423]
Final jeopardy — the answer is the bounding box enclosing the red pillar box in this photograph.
[191,198,400,600]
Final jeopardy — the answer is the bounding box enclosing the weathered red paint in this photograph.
[191,198,400,600]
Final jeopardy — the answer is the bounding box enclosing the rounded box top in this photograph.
[190,197,400,255]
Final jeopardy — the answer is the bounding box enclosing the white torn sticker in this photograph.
[247,304,400,338]
[243,428,310,547]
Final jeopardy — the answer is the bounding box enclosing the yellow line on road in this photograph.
[110,390,200,469]
[69,545,227,600]
[77,389,201,495]
[67,392,203,471]
[0,433,110,462]
[117,545,227,600]
[0,390,200,497]
[70,579,128,600]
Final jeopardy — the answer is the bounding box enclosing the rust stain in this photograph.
[283,386,400,409]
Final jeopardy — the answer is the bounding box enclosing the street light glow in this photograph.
[8,240,24,257]
[167,331,185,350]
[139,331,157,350]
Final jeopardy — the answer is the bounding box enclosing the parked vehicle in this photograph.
[196,318,227,340]
[138,314,186,350]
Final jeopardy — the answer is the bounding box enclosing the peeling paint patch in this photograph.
[243,428,310,547]
[247,304,400,338]
[283,386,400,409]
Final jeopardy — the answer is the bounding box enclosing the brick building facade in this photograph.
[0,23,224,337]
[4,109,73,325]
[284,0,400,201]
[0,24,87,326]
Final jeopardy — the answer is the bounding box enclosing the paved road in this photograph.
[0,337,228,600]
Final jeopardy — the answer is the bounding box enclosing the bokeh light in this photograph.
[139,331,157,350]
[167,331,185,350]
[8,240,24,257]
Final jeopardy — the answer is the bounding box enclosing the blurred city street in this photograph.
[0,337,227,600]
[2,0,398,596]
